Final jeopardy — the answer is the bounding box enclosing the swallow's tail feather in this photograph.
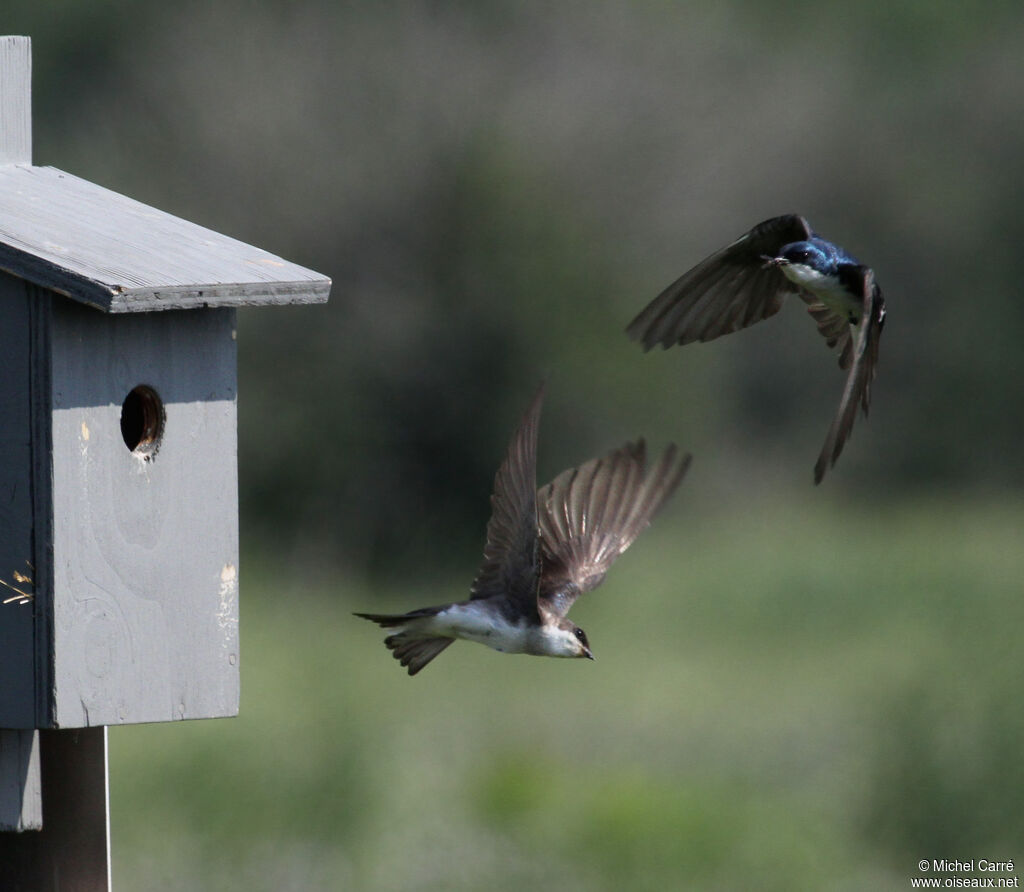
[353,606,441,628]
[384,634,454,675]
[354,607,454,675]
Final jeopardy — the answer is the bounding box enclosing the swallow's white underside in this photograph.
[409,603,580,658]
[428,603,534,653]
[780,263,860,320]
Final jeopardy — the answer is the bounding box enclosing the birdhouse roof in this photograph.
[0,164,330,312]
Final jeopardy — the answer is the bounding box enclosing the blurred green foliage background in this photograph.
[6,1,1024,888]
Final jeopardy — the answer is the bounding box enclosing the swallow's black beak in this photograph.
[583,648,595,661]
[761,254,785,269]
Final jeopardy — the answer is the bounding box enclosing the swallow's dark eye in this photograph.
[574,629,587,643]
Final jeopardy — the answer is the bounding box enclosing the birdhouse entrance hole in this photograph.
[120,385,165,457]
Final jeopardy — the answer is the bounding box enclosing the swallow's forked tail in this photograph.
[353,607,454,676]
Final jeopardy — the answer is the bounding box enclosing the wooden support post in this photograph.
[0,727,111,891]
[0,729,41,831]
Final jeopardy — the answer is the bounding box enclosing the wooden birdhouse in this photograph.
[0,36,329,885]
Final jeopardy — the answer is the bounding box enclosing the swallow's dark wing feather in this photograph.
[469,386,545,620]
[804,299,855,370]
[626,214,813,350]
[537,441,691,618]
[813,267,885,484]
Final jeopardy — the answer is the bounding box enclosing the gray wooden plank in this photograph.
[0,165,330,312]
[0,730,41,831]
[0,273,39,729]
[48,302,240,726]
[0,37,31,165]
[0,728,110,891]
[28,286,54,730]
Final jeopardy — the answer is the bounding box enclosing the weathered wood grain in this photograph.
[48,301,241,726]
[0,164,331,312]
[0,37,31,165]
[1,284,242,729]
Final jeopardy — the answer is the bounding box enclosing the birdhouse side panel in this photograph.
[48,302,240,727]
[0,273,40,728]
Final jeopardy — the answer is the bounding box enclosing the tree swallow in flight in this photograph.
[626,214,886,483]
[355,386,691,675]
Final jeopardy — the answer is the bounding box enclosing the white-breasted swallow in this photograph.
[355,386,690,674]
[627,214,885,483]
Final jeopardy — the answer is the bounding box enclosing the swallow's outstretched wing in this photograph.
[469,386,545,620]
[626,214,813,350]
[536,441,691,618]
[812,267,885,483]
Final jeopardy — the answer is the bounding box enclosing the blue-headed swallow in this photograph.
[627,214,886,483]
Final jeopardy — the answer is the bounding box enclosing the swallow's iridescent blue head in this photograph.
[776,240,833,275]
[767,237,851,297]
